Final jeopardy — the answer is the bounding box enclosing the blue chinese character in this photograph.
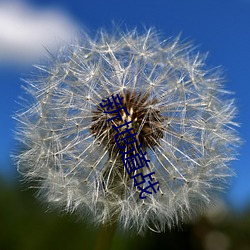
[131,172,160,199]
[114,127,137,150]
[112,119,132,132]
[122,147,150,175]
[100,94,124,111]
[105,106,130,122]
[100,94,130,122]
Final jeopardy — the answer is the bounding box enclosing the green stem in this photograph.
[94,220,117,250]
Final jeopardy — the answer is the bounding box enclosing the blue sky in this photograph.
[0,0,249,210]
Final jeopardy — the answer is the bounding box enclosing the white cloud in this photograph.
[0,1,78,65]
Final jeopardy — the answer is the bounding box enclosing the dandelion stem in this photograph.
[94,220,118,250]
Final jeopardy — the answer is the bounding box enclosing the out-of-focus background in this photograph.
[0,0,249,249]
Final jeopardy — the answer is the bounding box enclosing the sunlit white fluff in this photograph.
[14,28,240,233]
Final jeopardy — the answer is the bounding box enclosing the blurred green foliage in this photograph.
[1,177,250,250]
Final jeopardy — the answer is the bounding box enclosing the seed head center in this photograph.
[91,91,164,153]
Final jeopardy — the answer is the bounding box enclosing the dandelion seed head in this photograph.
[14,27,240,234]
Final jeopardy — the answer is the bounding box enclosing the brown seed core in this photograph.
[90,90,164,158]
